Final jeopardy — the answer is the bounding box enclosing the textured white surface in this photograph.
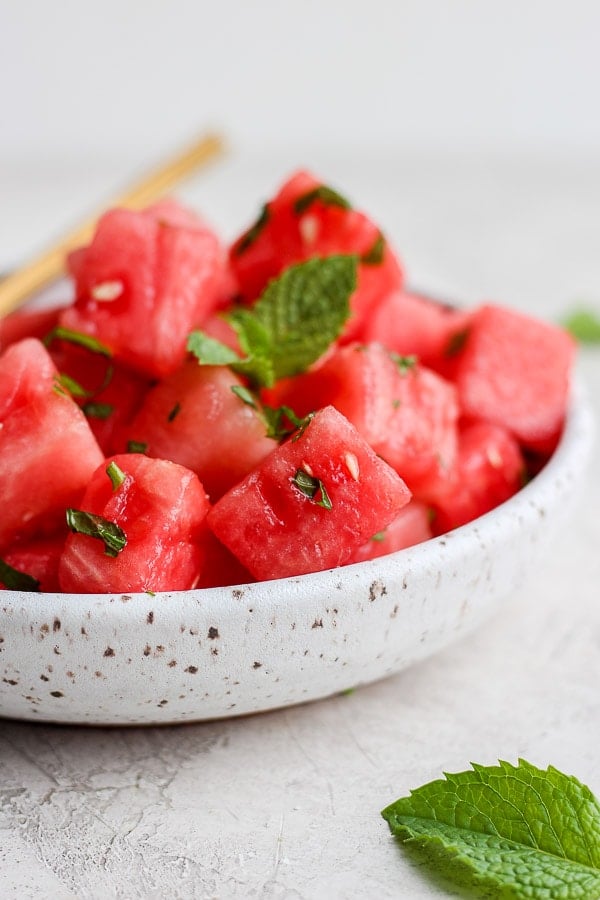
[1,154,599,897]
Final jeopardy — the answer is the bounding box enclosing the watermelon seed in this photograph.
[91,280,123,302]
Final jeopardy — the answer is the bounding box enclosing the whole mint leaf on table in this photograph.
[382,759,600,899]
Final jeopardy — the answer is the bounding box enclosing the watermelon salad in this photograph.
[0,173,575,593]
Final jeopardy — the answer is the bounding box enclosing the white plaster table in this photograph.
[1,153,599,899]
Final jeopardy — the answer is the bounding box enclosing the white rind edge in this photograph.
[0,383,594,725]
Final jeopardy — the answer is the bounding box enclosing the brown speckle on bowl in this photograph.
[208,627,219,639]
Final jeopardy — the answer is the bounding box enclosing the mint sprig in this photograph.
[382,759,600,899]
[293,185,352,215]
[188,255,357,389]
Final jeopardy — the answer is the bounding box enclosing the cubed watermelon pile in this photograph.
[0,171,575,593]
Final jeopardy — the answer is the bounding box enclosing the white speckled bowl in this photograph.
[0,387,593,725]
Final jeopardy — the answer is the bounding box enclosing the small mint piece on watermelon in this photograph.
[0,557,41,592]
[66,509,127,558]
[106,461,126,491]
[361,232,386,266]
[44,326,113,358]
[234,203,271,256]
[293,185,352,215]
[186,331,242,367]
[562,307,600,343]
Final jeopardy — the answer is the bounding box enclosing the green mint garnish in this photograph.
[382,758,600,899]
[562,308,600,343]
[234,203,271,256]
[106,461,126,490]
[167,402,181,422]
[230,384,259,409]
[292,469,332,510]
[446,328,469,357]
[127,440,148,454]
[370,531,386,543]
[186,332,241,367]
[57,372,91,398]
[230,386,312,442]
[188,255,356,389]
[361,232,385,265]
[293,185,352,215]
[65,509,127,557]
[82,401,113,420]
[0,558,41,592]
[390,353,418,373]
[44,326,112,358]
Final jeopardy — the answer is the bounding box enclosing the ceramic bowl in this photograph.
[0,386,593,725]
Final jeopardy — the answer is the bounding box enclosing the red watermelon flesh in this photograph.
[121,362,275,501]
[349,500,433,564]
[454,304,575,454]
[358,290,472,377]
[207,405,411,580]
[430,421,525,535]
[59,454,210,594]
[0,339,104,551]
[230,170,403,341]
[60,201,225,378]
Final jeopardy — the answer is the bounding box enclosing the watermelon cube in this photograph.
[430,421,525,534]
[60,201,226,378]
[121,361,275,501]
[207,405,411,580]
[0,339,104,551]
[58,454,210,593]
[454,304,575,453]
[1,534,65,592]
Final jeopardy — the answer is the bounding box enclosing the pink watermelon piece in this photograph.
[430,421,525,534]
[454,304,575,453]
[1,534,65,592]
[121,361,275,501]
[207,405,411,580]
[60,201,226,378]
[0,339,104,551]
[59,454,210,594]
[349,500,433,563]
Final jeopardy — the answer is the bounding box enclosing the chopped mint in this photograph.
[390,352,418,373]
[361,232,385,266]
[106,461,126,490]
[562,308,600,343]
[186,331,240,367]
[66,509,127,558]
[0,558,40,592]
[127,440,148,454]
[371,531,386,543]
[293,185,352,215]
[82,401,113,420]
[167,402,181,422]
[446,328,469,357]
[57,372,91,399]
[233,203,270,256]
[292,468,332,510]
[382,758,600,899]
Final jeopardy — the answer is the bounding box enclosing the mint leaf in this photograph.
[66,509,127,558]
[382,759,600,899]
[0,558,40,592]
[390,352,418,373]
[294,185,352,215]
[186,331,241,367]
[234,203,270,256]
[562,308,600,343]
[262,404,313,441]
[233,255,356,387]
[188,256,356,389]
